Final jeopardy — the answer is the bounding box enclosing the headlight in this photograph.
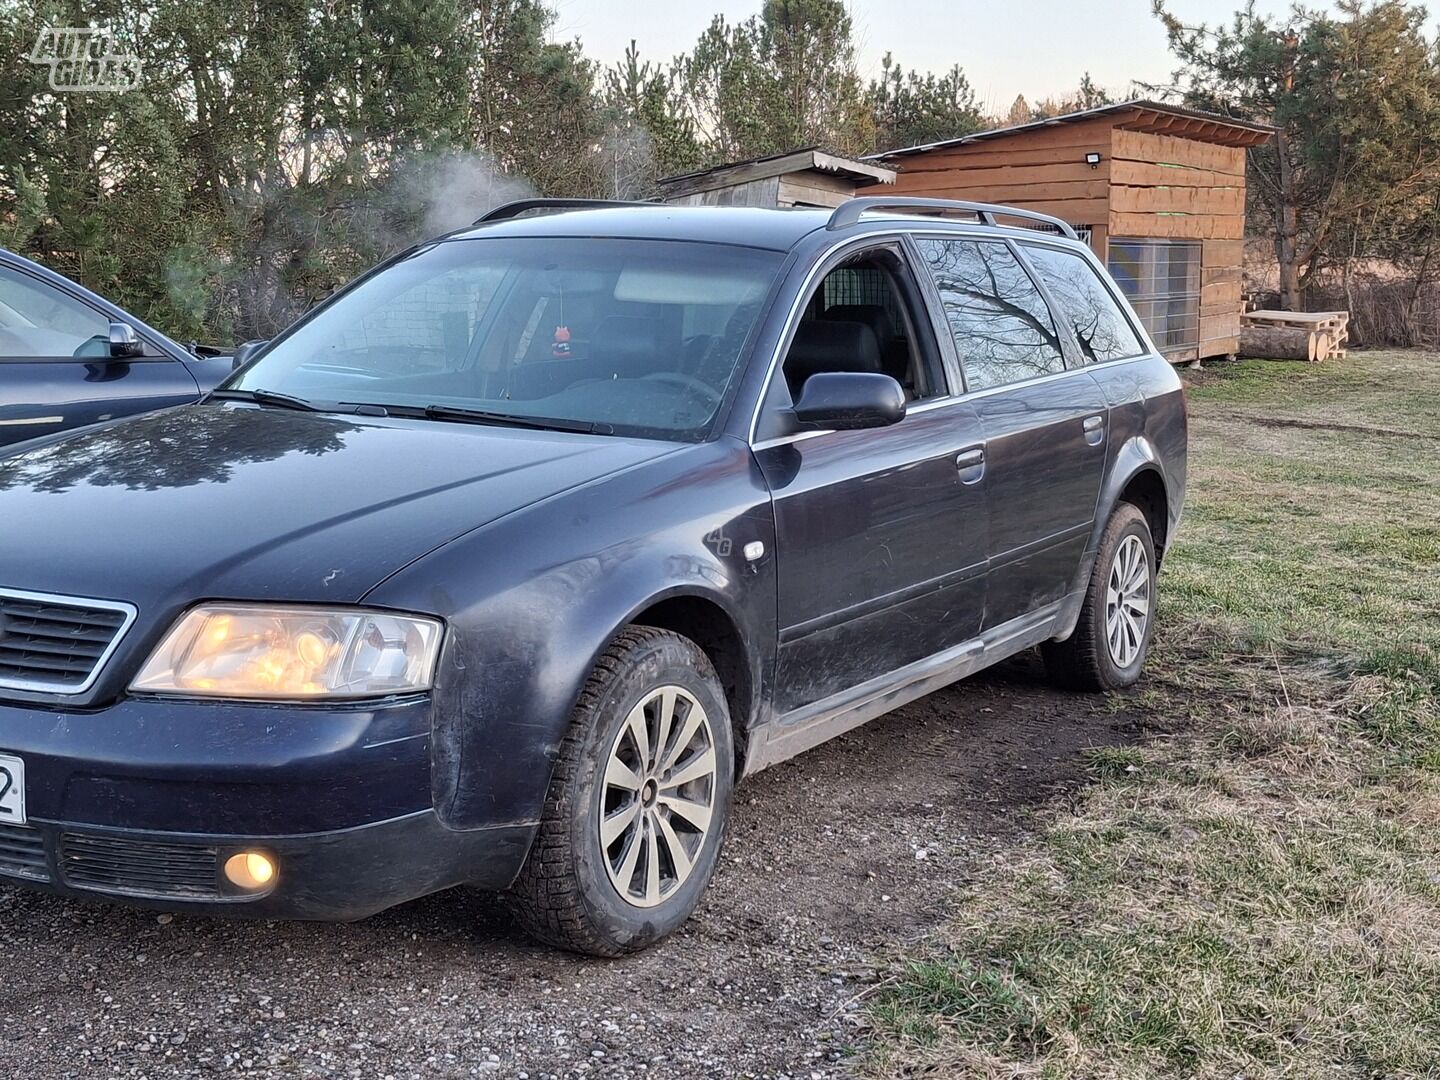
[131,605,443,700]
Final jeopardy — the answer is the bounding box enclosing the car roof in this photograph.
[439,201,1099,257]
[443,205,835,251]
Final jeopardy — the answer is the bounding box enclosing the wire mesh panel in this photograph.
[1010,220,1093,246]
[821,267,895,312]
[1106,239,1201,354]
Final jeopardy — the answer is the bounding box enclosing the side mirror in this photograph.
[108,321,144,359]
[231,339,270,371]
[792,372,906,431]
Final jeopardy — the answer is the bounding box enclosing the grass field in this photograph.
[863,351,1440,1078]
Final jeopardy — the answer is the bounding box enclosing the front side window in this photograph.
[0,266,108,357]
[780,249,945,404]
[915,238,1067,391]
[231,237,784,440]
[1022,244,1145,363]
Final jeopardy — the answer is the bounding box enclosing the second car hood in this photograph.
[0,404,677,610]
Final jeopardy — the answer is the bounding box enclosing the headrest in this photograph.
[784,319,882,389]
[591,316,670,379]
[823,304,896,346]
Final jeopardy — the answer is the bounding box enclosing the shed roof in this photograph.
[871,99,1275,160]
[656,146,895,199]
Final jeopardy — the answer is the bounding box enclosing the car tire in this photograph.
[507,626,734,956]
[1042,502,1156,692]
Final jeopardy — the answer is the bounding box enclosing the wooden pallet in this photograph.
[1239,310,1350,361]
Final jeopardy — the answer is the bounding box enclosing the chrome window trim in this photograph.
[754,350,1156,452]
[0,587,138,695]
[751,395,959,451]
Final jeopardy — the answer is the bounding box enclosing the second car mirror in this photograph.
[792,372,907,432]
[108,321,144,359]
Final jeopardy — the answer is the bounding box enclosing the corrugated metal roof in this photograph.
[870,99,1275,160]
[657,147,895,193]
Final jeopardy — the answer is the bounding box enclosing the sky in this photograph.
[548,0,1321,110]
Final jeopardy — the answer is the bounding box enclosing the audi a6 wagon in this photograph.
[0,197,1185,954]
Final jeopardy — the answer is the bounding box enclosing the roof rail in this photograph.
[473,198,645,225]
[827,196,1079,240]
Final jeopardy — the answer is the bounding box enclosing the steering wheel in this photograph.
[639,372,722,407]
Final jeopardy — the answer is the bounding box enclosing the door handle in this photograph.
[1082,414,1106,446]
[955,446,985,484]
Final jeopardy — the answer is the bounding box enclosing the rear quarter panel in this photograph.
[1087,353,1188,543]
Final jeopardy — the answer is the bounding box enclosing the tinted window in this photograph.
[1023,244,1145,363]
[233,237,783,441]
[916,238,1066,391]
[0,266,108,357]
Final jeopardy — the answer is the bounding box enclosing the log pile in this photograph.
[1239,310,1350,362]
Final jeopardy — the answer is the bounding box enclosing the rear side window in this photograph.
[1021,244,1145,363]
[915,238,1066,391]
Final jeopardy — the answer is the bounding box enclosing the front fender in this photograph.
[364,439,776,834]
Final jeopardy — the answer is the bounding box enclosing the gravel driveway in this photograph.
[0,659,1138,1079]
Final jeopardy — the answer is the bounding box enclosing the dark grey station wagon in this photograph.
[0,197,1184,954]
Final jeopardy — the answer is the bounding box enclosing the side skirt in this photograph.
[744,601,1066,775]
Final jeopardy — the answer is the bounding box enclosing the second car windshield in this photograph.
[227,236,784,440]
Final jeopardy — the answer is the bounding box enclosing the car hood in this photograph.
[0,404,677,612]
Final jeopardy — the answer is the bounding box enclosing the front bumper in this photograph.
[0,695,535,919]
[0,812,532,920]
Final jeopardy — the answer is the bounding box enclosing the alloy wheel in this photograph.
[1105,534,1150,668]
[598,685,717,908]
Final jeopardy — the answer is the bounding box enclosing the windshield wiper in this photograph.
[207,387,321,412]
[416,404,610,435]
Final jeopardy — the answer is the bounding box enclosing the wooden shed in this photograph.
[657,146,896,210]
[871,101,1274,363]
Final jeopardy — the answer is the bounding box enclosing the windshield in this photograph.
[228,237,783,440]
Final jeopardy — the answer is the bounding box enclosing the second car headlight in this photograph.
[131,605,443,700]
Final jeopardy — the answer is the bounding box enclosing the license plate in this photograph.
[0,753,25,826]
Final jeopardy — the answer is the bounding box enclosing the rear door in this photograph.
[754,240,989,715]
[914,236,1109,630]
[0,263,199,447]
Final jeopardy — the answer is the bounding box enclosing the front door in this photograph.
[915,236,1108,629]
[754,242,990,715]
[0,264,199,447]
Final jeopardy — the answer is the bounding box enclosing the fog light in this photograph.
[224,851,276,890]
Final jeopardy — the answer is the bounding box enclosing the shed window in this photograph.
[1107,239,1200,354]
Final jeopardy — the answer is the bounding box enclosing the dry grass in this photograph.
[862,351,1440,1079]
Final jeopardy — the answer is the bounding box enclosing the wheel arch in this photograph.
[1115,466,1170,564]
[611,588,759,780]
[1054,440,1173,642]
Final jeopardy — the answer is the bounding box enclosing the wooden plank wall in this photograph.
[777,171,859,208]
[665,176,782,207]
[879,116,1254,360]
[1109,129,1247,358]
[888,117,1113,257]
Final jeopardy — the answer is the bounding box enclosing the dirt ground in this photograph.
[0,656,1141,1080]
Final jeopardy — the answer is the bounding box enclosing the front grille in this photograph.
[0,823,49,881]
[0,589,135,694]
[60,833,221,899]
